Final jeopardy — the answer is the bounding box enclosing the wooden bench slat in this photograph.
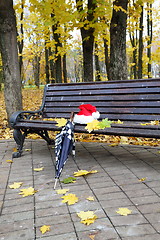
[15,121,160,139]
[43,107,160,115]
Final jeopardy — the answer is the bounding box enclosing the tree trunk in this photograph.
[138,5,143,79]
[51,14,62,83]
[45,41,50,84]
[0,0,22,121]
[110,0,128,80]
[17,0,24,78]
[103,38,111,80]
[76,0,96,82]
[147,3,152,78]
[49,47,56,83]
[33,55,40,88]
[63,54,67,83]
[95,43,101,81]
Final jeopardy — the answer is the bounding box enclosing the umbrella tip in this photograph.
[54,178,58,190]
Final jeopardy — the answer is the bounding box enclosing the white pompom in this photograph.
[92,111,100,120]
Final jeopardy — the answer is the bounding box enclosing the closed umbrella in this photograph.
[54,114,75,189]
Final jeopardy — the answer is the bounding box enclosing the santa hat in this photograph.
[73,104,100,124]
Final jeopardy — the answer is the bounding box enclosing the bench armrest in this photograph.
[9,110,43,127]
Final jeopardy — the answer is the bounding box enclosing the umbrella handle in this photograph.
[70,112,75,122]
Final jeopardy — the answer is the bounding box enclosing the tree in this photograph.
[0,0,22,121]
[76,0,97,82]
[110,0,128,80]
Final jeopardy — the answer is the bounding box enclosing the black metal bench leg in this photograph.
[13,129,25,158]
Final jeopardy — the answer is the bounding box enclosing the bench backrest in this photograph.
[41,78,160,123]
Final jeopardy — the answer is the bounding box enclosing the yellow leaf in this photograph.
[34,167,44,171]
[89,234,96,240]
[40,225,51,234]
[109,143,119,147]
[6,160,13,163]
[140,123,149,126]
[139,177,146,182]
[54,118,67,127]
[73,169,98,177]
[25,149,31,151]
[85,120,100,133]
[12,148,17,152]
[77,211,98,225]
[116,208,132,216]
[56,188,69,194]
[115,119,124,124]
[61,193,78,205]
[86,196,94,201]
[150,120,159,125]
[19,187,38,197]
[9,182,23,189]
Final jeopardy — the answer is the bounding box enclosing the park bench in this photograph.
[10,78,160,158]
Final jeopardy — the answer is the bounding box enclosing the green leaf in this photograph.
[61,177,76,184]
[98,118,112,129]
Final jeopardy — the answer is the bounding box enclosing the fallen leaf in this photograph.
[85,120,100,133]
[61,177,76,184]
[109,143,119,147]
[40,225,51,234]
[116,208,132,216]
[56,189,69,194]
[61,193,78,205]
[9,182,23,189]
[19,187,38,197]
[34,167,44,171]
[77,211,98,225]
[150,120,159,125]
[6,160,13,163]
[89,234,96,240]
[54,118,67,127]
[115,119,124,124]
[74,170,98,177]
[139,177,146,182]
[12,148,17,152]
[98,118,112,129]
[86,196,94,201]
[25,149,31,151]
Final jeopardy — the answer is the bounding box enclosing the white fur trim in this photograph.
[73,111,100,124]
[73,114,94,124]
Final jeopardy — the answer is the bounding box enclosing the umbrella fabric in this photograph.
[54,120,75,181]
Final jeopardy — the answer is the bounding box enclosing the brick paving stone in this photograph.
[0,219,34,234]
[124,188,155,198]
[110,214,148,226]
[136,202,160,214]
[0,211,34,223]
[130,195,160,205]
[36,214,72,227]
[116,224,156,237]
[3,196,34,208]
[36,232,77,240]
[0,228,35,240]
[100,198,133,208]
[36,206,69,218]
[36,221,75,238]
[122,234,160,240]
[77,230,121,240]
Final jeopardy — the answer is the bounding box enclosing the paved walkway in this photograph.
[1,139,160,240]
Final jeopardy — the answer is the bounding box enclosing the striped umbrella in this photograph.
[54,116,75,189]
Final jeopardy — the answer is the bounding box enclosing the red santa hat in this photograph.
[73,104,100,124]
